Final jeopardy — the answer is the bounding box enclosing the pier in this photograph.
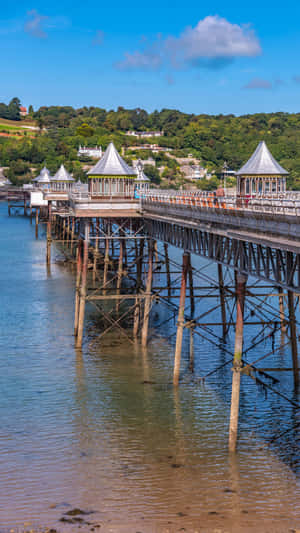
[6,141,300,452]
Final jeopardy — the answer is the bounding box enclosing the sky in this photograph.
[1,0,300,115]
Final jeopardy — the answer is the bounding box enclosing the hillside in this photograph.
[1,104,300,189]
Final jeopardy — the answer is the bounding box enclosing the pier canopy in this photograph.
[51,164,75,191]
[135,159,150,192]
[236,141,288,197]
[33,166,52,189]
[87,142,136,198]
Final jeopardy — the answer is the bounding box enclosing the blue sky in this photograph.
[1,0,300,115]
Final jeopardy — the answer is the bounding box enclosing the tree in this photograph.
[7,97,21,120]
[76,123,95,138]
[143,164,160,184]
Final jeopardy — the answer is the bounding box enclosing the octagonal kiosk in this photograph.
[236,141,288,198]
[70,142,140,217]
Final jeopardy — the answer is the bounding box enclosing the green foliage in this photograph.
[196,176,220,191]
[76,123,95,138]
[0,98,21,121]
[3,102,300,189]
[143,164,160,184]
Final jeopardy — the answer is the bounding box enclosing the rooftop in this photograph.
[52,164,74,182]
[33,166,52,183]
[88,142,135,177]
[237,141,288,176]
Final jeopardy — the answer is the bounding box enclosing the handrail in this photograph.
[140,190,300,217]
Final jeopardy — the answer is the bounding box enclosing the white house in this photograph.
[78,146,103,159]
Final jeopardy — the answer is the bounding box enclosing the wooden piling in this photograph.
[35,208,39,239]
[133,295,140,338]
[173,252,189,386]
[141,241,154,347]
[116,237,124,313]
[188,254,195,316]
[103,229,110,295]
[71,217,75,256]
[189,323,195,372]
[74,239,83,337]
[218,264,227,337]
[137,238,144,290]
[278,286,286,334]
[288,290,299,387]
[164,243,171,299]
[46,202,52,266]
[76,224,89,347]
[93,218,99,277]
[229,272,247,452]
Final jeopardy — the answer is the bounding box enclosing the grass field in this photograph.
[0,117,37,127]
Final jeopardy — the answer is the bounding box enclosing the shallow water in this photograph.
[0,201,300,532]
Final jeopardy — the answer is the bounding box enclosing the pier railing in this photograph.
[141,190,300,217]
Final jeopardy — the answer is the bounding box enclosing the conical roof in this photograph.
[33,166,52,183]
[88,142,135,176]
[52,164,74,182]
[237,141,288,176]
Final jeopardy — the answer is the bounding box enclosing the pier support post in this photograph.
[278,286,286,334]
[218,264,227,338]
[74,239,83,337]
[164,243,171,299]
[133,295,140,338]
[188,254,195,316]
[229,272,247,452]
[71,217,75,256]
[141,241,154,347]
[76,223,89,348]
[35,208,39,239]
[173,252,189,386]
[137,238,144,289]
[46,201,52,266]
[116,237,124,313]
[103,226,110,295]
[189,322,195,372]
[288,290,299,387]
[93,218,99,279]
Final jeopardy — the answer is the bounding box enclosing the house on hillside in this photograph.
[78,146,103,159]
[181,164,208,180]
[20,106,28,117]
[126,131,164,138]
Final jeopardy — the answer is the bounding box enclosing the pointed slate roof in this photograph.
[52,164,74,182]
[88,142,135,177]
[33,166,52,183]
[237,141,288,176]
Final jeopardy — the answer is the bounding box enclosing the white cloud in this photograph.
[116,16,261,71]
